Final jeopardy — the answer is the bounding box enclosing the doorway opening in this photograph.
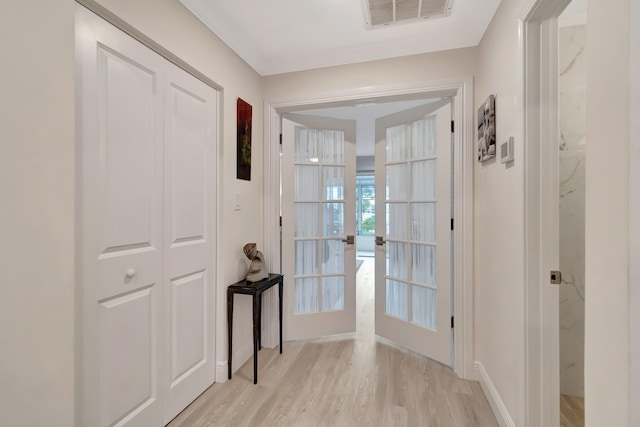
[355,173,376,337]
[356,174,376,258]
[281,96,456,366]
[265,78,475,379]
[521,0,587,424]
[558,1,587,425]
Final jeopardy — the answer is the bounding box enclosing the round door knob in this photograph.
[125,268,136,278]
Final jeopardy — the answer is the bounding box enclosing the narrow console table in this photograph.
[227,273,284,384]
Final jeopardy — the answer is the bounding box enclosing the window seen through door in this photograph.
[356,175,375,235]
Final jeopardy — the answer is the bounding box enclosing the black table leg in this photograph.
[279,280,283,354]
[227,290,233,380]
[253,294,260,385]
[258,292,263,349]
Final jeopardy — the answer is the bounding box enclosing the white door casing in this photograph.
[521,1,568,424]
[282,114,357,340]
[76,6,217,426]
[374,100,452,365]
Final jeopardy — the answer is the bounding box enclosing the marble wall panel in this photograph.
[559,23,586,398]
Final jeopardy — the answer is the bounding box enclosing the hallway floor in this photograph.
[560,394,585,427]
[168,259,498,426]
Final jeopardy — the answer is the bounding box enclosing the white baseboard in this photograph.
[215,360,228,383]
[216,338,254,383]
[474,361,515,427]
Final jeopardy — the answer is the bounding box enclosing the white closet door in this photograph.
[77,6,218,426]
[282,114,357,340]
[77,6,165,426]
[162,62,217,423]
[374,100,452,366]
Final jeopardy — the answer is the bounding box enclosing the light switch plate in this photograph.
[234,193,241,210]
[500,137,514,163]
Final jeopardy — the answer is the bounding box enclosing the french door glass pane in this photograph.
[295,127,319,162]
[322,239,344,275]
[295,277,318,314]
[321,130,344,164]
[295,125,347,317]
[387,203,408,240]
[322,276,344,311]
[386,164,408,200]
[386,279,408,320]
[295,203,318,237]
[411,117,437,159]
[411,285,437,329]
[411,159,436,200]
[386,241,408,280]
[295,240,318,275]
[295,165,318,200]
[322,167,344,200]
[323,203,344,237]
[383,113,442,331]
[411,203,436,243]
[386,124,410,162]
[412,244,436,286]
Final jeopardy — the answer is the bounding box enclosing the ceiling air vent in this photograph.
[363,0,453,29]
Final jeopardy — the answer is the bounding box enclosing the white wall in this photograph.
[473,0,527,424]
[263,48,477,103]
[584,0,630,425]
[0,1,76,425]
[630,1,640,424]
[92,0,265,381]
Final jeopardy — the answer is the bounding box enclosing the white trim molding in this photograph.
[263,77,475,379]
[215,361,228,383]
[474,361,516,427]
[521,1,571,426]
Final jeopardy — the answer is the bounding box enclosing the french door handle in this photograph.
[341,235,355,245]
[376,236,386,246]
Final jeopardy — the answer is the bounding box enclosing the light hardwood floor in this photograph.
[168,259,498,426]
[560,394,584,427]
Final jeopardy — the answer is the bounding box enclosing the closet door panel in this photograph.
[163,62,217,424]
[77,5,164,427]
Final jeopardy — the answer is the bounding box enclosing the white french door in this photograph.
[77,6,216,426]
[282,114,357,340]
[374,100,452,365]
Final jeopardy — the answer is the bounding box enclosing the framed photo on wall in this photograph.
[237,98,252,180]
[477,94,496,162]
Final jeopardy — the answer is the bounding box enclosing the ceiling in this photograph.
[178,0,501,76]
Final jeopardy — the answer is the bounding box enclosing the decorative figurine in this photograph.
[243,243,268,282]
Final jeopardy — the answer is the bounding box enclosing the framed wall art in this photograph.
[477,94,496,162]
[237,98,252,180]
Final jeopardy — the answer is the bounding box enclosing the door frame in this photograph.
[264,77,475,379]
[520,0,571,425]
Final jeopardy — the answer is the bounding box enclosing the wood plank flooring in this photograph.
[560,394,584,427]
[168,259,498,426]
